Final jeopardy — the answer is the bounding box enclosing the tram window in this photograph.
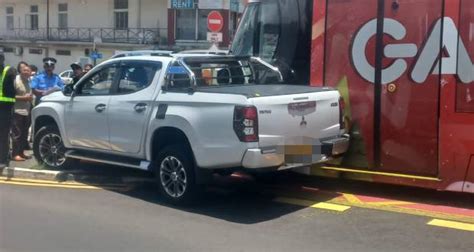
[258,3,280,62]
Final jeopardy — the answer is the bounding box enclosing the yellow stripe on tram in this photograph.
[320,166,441,181]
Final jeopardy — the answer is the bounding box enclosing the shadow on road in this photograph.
[11,156,473,223]
[111,174,343,224]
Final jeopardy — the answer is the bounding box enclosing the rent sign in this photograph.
[171,0,194,9]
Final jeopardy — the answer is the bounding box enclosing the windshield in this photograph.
[231,2,281,63]
[230,0,312,84]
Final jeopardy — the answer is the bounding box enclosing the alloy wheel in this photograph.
[160,156,187,198]
[38,133,66,168]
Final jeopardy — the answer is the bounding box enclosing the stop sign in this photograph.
[207,11,224,33]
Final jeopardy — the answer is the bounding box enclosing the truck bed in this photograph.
[194,84,335,98]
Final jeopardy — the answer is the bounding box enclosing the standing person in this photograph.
[29,65,38,77]
[70,62,84,86]
[31,57,64,105]
[11,63,33,161]
[83,64,93,74]
[0,53,17,169]
[17,61,28,74]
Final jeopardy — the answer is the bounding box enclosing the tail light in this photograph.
[339,96,346,130]
[233,106,259,142]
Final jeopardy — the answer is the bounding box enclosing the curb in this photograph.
[1,167,63,181]
[1,166,154,185]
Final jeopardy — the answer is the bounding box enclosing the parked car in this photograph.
[59,70,73,85]
[31,54,349,204]
[176,49,228,56]
[111,50,174,59]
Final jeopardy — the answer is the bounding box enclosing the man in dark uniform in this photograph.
[0,52,17,169]
[31,57,64,105]
[70,62,85,86]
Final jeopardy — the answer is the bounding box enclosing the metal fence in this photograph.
[0,27,167,45]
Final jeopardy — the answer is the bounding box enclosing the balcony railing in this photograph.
[0,27,167,45]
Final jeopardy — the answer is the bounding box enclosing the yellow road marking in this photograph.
[311,202,351,212]
[268,186,473,223]
[1,176,84,185]
[0,180,102,190]
[329,197,474,224]
[0,176,127,187]
[0,177,132,191]
[274,197,350,212]
[427,219,474,232]
[342,193,363,204]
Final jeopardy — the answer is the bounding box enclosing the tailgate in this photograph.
[249,90,341,149]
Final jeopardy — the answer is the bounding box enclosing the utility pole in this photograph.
[46,0,50,40]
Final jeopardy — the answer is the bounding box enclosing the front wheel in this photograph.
[33,125,75,170]
[154,144,200,205]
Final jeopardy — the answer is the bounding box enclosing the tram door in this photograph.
[323,0,442,176]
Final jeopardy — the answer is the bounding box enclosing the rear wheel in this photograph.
[154,144,200,205]
[33,125,75,170]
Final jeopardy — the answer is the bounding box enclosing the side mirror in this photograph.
[62,85,74,96]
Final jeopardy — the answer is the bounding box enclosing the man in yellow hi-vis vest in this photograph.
[0,52,17,169]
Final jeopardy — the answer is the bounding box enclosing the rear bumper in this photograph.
[242,134,350,170]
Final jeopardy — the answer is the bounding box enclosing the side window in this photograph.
[117,61,161,94]
[169,73,191,89]
[77,66,117,96]
[166,64,192,90]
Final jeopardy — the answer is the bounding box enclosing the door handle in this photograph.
[95,104,107,113]
[134,103,148,113]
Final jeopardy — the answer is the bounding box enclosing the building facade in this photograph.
[167,0,244,49]
[0,0,168,72]
[0,0,244,72]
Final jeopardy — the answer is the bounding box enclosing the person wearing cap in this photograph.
[31,57,64,105]
[70,62,85,86]
[83,64,93,74]
[0,52,17,169]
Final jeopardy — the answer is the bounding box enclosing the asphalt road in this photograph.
[1,176,473,252]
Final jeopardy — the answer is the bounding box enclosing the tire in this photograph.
[154,144,200,205]
[33,125,75,170]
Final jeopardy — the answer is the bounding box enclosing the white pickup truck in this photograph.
[32,55,349,204]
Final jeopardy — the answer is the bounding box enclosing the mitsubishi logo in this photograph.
[300,116,307,127]
[352,17,473,85]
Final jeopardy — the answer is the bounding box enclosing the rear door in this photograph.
[107,61,162,154]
